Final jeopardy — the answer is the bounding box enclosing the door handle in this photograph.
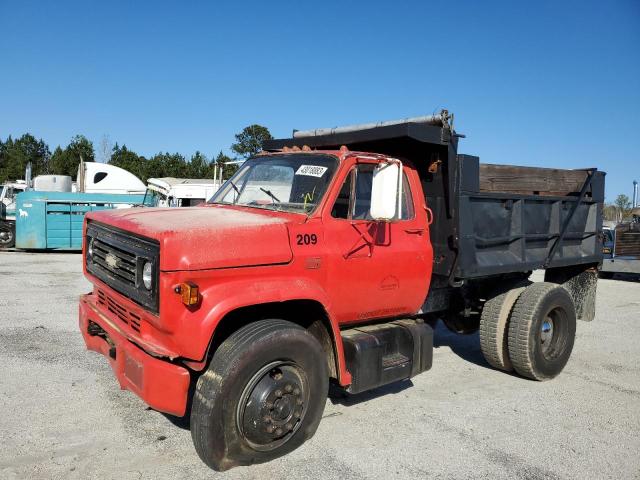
[404,228,425,235]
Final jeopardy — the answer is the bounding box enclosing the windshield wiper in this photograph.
[228,180,241,204]
[260,187,281,203]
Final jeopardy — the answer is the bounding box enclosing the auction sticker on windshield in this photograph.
[295,165,328,177]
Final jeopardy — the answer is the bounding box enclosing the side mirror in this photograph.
[370,160,402,221]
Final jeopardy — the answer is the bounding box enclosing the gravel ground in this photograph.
[0,251,639,480]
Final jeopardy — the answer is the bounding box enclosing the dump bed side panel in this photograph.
[454,156,604,279]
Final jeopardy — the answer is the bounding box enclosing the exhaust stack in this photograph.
[25,162,32,189]
[634,180,638,208]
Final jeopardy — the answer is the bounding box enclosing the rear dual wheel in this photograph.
[479,283,529,371]
[508,283,576,381]
[480,282,576,380]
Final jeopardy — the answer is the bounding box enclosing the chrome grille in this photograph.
[86,221,159,313]
[92,238,138,287]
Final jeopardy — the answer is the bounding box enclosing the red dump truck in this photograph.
[79,111,605,470]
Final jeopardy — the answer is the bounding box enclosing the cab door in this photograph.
[323,158,432,324]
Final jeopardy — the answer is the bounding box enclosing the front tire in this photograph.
[190,319,329,471]
[507,283,576,381]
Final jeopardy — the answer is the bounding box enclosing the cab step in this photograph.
[340,318,433,394]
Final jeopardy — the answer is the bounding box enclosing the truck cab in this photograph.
[143,177,220,208]
[79,112,604,471]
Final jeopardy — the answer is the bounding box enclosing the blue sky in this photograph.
[1,0,638,202]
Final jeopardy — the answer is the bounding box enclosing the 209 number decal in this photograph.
[296,233,318,245]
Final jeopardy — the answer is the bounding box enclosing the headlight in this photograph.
[142,261,153,290]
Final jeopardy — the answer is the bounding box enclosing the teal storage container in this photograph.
[15,191,144,250]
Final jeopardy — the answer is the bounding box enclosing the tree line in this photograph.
[0,125,273,184]
[0,129,636,222]
[603,194,638,223]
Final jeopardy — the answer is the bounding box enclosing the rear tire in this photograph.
[190,319,329,471]
[479,283,529,371]
[508,283,576,381]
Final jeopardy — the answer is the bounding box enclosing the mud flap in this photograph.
[544,265,598,322]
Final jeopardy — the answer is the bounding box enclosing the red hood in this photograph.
[86,206,294,271]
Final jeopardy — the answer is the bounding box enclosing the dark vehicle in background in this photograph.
[600,209,640,278]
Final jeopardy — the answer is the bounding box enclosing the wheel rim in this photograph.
[237,361,308,451]
[540,318,554,355]
[539,307,567,360]
[0,227,13,246]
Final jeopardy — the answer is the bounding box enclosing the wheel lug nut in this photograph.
[275,428,283,436]
[263,415,271,423]
[293,388,300,396]
[266,425,275,433]
[266,402,273,409]
[285,384,293,393]
[296,398,303,406]
[275,390,283,398]
[286,422,293,430]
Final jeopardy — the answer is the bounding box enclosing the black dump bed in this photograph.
[265,111,605,283]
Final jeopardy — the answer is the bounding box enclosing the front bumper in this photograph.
[79,293,190,416]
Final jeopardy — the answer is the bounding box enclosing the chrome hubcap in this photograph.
[540,317,555,354]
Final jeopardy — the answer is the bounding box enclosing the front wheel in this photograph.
[190,319,329,471]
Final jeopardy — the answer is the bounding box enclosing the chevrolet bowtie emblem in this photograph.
[105,253,118,269]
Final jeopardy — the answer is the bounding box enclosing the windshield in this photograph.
[1,186,13,204]
[143,189,166,207]
[209,154,339,214]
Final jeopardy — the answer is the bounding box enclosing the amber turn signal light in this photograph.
[176,282,200,306]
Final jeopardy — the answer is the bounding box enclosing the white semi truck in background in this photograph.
[142,177,220,207]
[0,179,28,247]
